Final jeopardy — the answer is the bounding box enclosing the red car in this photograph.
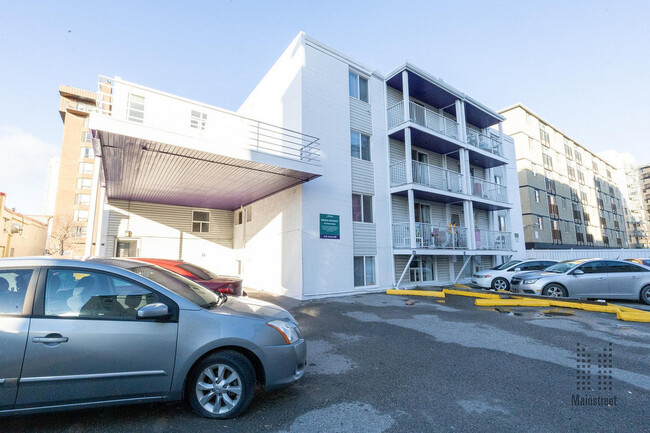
[131,258,245,296]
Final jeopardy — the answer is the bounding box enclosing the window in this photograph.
[564,221,570,231]
[352,194,373,223]
[580,189,588,205]
[75,193,91,205]
[246,206,252,222]
[73,209,89,222]
[77,178,92,190]
[350,130,371,161]
[192,211,210,233]
[409,257,435,282]
[564,141,573,160]
[235,211,243,225]
[80,147,93,159]
[592,161,599,174]
[577,170,585,184]
[578,261,606,274]
[73,226,87,237]
[44,269,159,320]
[562,197,567,209]
[535,190,541,203]
[354,256,376,286]
[539,124,550,147]
[606,169,612,182]
[127,94,145,123]
[414,203,431,223]
[190,110,207,130]
[542,152,553,170]
[0,269,33,315]
[536,216,543,230]
[567,162,576,180]
[575,150,582,164]
[81,131,91,143]
[349,71,368,102]
[78,162,93,174]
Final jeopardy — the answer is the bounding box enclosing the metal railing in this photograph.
[466,129,502,157]
[475,230,512,250]
[392,222,469,250]
[387,101,404,129]
[470,177,508,203]
[94,76,321,165]
[390,160,407,186]
[409,102,459,140]
[412,161,463,192]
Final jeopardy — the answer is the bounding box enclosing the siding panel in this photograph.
[392,196,409,223]
[353,222,377,255]
[436,256,450,281]
[390,139,405,165]
[394,255,410,283]
[351,158,375,194]
[387,87,403,107]
[350,97,372,135]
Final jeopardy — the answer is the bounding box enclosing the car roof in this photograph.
[132,258,183,265]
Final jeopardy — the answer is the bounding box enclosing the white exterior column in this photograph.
[405,127,413,184]
[402,70,410,123]
[98,188,109,257]
[464,200,476,250]
[459,148,471,195]
[408,189,417,249]
[455,99,467,143]
[84,157,102,256]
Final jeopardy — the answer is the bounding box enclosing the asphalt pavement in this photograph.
[2,291,649,433]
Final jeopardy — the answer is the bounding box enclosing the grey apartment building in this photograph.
[500,104,627,249]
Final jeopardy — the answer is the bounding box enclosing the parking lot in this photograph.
[3,291,649,433]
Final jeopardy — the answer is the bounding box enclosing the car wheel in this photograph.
[640,286,650,305]
[491,277,510,291]
[542,284,567,298]
[188,351,256,419]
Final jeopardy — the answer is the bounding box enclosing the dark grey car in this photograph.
[510,258,650,304]
[0,257,306,418]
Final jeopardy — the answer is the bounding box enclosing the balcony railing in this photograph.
[386,101,460,142]
[552,229,563,244]
[549,203,559,219]
[466,129,503,157]
[470,177,508,203]
[475,230,512,250]
[94,75,321,165]
[393,223,469,250]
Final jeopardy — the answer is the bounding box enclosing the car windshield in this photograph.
[544,261,579,274]
[177,263,217,280]
[129,265,225,309]
[492,260,522,271]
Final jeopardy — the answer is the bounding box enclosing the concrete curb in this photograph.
[385,289,445,298]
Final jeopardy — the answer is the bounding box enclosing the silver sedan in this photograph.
[510,258,650,304]
[0,257,306,419]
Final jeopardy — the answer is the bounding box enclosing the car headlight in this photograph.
[481,275,491,278]
[267,320,300,344]
[523,279,539,284]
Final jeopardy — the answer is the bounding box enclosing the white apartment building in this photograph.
[501,104,628,249]
[81,32,524,299]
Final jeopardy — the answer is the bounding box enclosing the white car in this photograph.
[471,259,558,291]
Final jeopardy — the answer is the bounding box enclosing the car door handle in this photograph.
[597,277,606,280]
[32,336,69,344]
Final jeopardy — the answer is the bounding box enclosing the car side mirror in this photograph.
[514,267,522,272]
[573,269,584,276]
[137,303,169,319]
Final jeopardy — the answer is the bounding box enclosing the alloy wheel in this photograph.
[195,364,242,415]
[546,286,564,297]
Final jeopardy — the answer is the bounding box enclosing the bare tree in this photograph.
[48,216,76,256]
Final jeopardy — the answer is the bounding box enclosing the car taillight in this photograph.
[217,285,234,295]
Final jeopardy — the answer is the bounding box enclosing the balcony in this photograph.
[393,222,469,250]
[475,230,512,251]
[390,160,463,192]
[552,229,563,244]
[466,129,503,157]
[387,101,459,142]
[549,203,559,219]
[89,76,322,210]
[470,177,508,203]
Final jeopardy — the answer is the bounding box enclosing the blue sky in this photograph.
[1,0,649,214]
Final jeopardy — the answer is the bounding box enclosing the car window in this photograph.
[605,261,633,273]
[494,260,521,271]
[577,261,607,274]
[630,264,649,272]
[541,261,556,269]
[45,269,158,320]
[177,263,216,280]
[0,268,33,315]
[516,262,537,271]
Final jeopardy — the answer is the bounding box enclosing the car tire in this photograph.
[187,350,256,419]
[542,284,567,298]
[491,277,510,292]
[640,286,650,305]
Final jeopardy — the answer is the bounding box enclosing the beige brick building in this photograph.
[0,193,48,257]
[500,104,627,249]
[51,86,99,256]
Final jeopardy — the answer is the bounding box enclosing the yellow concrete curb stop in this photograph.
[385,289,445,298]
[443,288,501,299]
[475,298,551,307]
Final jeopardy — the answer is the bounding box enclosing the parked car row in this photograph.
[0,257,305,419]
[474,258,650,305]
